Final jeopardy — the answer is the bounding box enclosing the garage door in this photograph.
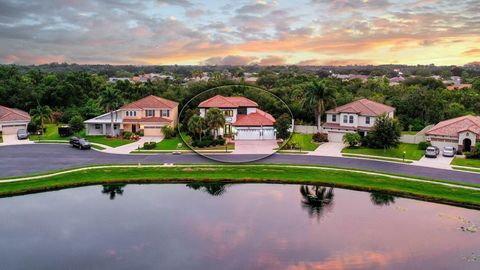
[327,132,346,143]
[430,140,457,150]
[236,129,261,140]
[144,126,163,137]
[262,129,276,140]
[1,124,27,135]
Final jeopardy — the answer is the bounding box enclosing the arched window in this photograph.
[349,115,354,123]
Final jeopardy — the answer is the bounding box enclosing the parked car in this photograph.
[69,136,91,150]
[442,146,456,157]
[16,129,29,140]
[425,146,440,158]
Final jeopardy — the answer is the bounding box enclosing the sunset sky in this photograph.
[0,0,479,65]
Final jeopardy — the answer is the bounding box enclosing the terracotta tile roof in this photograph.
[198,95,258,108]
[233,109,275,126]
[322,122,372,131]
[121,95,178,109]
[426,115,480,138]
[326,99,395,116]
[0,105,31,122]
[122,117,172,123]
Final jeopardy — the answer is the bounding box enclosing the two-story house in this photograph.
[85,95,178,137]
[323,99,395,142]
[198,95,276,140]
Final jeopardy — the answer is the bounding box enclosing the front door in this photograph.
[224,124,232,135]
[132,125,137,133]
[463,138,472,152]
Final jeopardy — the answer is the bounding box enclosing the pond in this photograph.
[1,183,479,270]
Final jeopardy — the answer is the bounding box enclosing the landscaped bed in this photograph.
[285,133,320,151]
[342,143,425,161]
[1,164,480,208]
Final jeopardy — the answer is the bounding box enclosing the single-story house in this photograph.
[425,115,479,152]
[0,105,31,135]
[322,99,395,142]
[85,95,178,137]
[198,95,276,140]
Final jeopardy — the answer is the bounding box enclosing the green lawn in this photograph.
[451,158,480,168]
[284,133,320,151]
[0,133,3,143]
[342,143,425,160]
[139,134,234,151]
[30,124,133,148]
[1,165,480,208]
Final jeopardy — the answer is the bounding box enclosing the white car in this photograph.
[442,146,456,157]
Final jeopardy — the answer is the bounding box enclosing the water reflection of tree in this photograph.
[186,183,229,196]
[102,184,126,200]
[370,192,396,206]
[300,185,334,220]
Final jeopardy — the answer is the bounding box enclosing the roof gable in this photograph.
[233,109,275,126]
[198,95,258,108]
[0,105,31,122]
[121,95,178,109]
[326,99,395,116]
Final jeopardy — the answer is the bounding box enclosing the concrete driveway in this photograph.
[232,140,278,155]
[0,134,33,146]
[309,142,344,157]
[413,154,454,169]
[102,136,163,154]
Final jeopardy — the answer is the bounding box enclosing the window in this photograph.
[237,107,247,115]
[343,115,348,123]
[224,124,232,135]
[161,110,170,117]
[224,110,233,117]
[146,110,155,117]
[349,115,354,124]
[365,116,371,124]
[332,114,337,122]
[113,124,119,130]
[126,111,137,117]
[95,124,101,129]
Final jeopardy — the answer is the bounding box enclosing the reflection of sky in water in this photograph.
[0,184,479,270]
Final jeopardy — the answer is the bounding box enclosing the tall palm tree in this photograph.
[99,86,124,136]
[300,185,334,220]
[188,114,206,141]
[186,183,229,196]
[205,108,225,139]
[30,105,53,136]
[303,80,336,130]
[370,192,396,206]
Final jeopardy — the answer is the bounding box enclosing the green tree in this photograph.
[299,185,334,220]
[370,192,396,206]
[99,86,124,136]
[367,114,402,150]
[274,113,292,139]
[343,132,361,147]
[101,184,126,200]
[161,125,175,139]
[187,114,206,140]
[69,115,84,133]
[303,80,336,129]
[205,108,225,139]
[30,105,53,135]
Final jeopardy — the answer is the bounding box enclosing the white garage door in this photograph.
[1,124,27,135]
[262,129,276,140]
[144,126,162,137]
[430,140,458,150]
[236,129,260,140]
[328,132,346,143]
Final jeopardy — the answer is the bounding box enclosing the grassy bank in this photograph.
[285,133,319,151]
[1,165,480,208]
[342,143,424,160]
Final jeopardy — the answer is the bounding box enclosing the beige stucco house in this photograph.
[85,95,178,137]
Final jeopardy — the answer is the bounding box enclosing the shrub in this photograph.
[51,112,63,124]
[343,132,361,148]
[216,138,226,145]
[136,131,144,136]
[68,115,84,133]
[143,141,157,150]
[162,126,176,139]
[418,141,431,150]
[123,131,132,138]
[312,132,328,142]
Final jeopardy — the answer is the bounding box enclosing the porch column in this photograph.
[102,124,106,135]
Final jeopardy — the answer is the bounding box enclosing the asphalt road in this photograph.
[0,144,479,184]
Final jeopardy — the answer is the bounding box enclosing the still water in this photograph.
[0,183,479,270]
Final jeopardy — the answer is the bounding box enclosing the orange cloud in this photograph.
[463,48,480,56]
